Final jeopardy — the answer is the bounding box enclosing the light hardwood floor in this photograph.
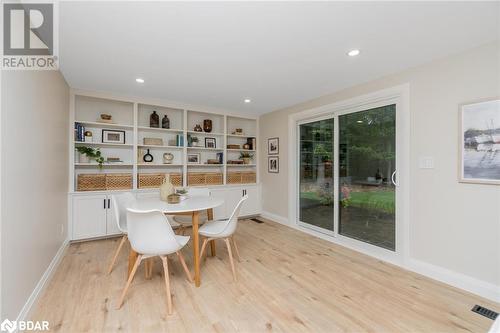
[31,218,499,332]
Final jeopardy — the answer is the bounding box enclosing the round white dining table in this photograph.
[129,196,224,287]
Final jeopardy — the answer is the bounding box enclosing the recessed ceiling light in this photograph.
[357,120,363,123]
[136,78,145,83]
[347,49,360,57]
[244,99,251,103]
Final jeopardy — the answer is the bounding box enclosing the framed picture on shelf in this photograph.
[187,153,201,164]
[268,156,279,173]
[205,137,216,148]
[459,99,500,185]
[102,129,125,144]
[268,137,279,155]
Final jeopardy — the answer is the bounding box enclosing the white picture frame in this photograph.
[102,129,125,144]
[187,153,201,164]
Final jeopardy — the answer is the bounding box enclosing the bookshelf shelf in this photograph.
[137,145,183,149]
[74,141,134,148]
[227,164,256,167]
[75,121,134,130]
[137,163,183,167]
[187,147,224,151]
[186,130,225,136]
[188,164,225,167]
[75,163,134,167]
[226,149,256,152]
[137,126,183,133]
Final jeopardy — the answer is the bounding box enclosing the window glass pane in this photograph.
[299,118,334,230]
[339,105,396,250]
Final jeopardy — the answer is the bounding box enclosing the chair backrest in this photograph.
[111,192,136,233]
[126,208,183,255]
[188,187,211,197]
[219,195,248,237]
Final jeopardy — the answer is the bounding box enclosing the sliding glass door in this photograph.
[338,105,396,250]
[298,118,334,232]
[297,104,397,251]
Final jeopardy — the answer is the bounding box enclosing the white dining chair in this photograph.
[107,192,136,275]
[108,193,180,275]
[117,208,193,315]
[173,187,211,235]
[198,195,248,281]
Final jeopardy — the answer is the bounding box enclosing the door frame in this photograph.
[288,84,410,266]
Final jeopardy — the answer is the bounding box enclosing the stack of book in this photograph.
[75,123,85,141]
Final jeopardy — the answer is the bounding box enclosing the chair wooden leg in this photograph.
[231,236,241,262]
[176,251,193,283]
[210,240,216,257]
[160,256,173,315]
[144,258,153,279]
[117,254,142,309]
[107,235,127,275]
[224,238,237,282]
[199,238,209,261]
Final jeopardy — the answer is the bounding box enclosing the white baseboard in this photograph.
[406,258,500,303]
[259,212,500,303]
[15,239,69,323]
[261,211,289,226]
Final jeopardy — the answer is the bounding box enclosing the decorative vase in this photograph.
[203,119,212,133]
[143,149,153,163]
[150,111,159,128]
[194,124,202,132]
[160,175,174,202]
[162,115,170,129]
[79,154,90,164]
[243,157,251,164]
[163,152,174,164]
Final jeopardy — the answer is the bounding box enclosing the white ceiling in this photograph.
[59,1,499,115]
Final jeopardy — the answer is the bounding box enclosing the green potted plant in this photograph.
[239,152,254,164]
[76,146,104,168]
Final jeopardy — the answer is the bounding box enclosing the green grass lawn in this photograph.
[301,189,395,214]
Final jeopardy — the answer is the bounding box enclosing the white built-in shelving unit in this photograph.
[69,90,259,192]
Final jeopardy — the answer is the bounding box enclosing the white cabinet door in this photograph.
[225,188,244,218]
[210,189,227,219]
[72,195,107,240]
[241,186,260,216]
[106,197,121,236]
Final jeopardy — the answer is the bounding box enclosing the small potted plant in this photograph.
[239,152,254,164]
[76,146,104,168]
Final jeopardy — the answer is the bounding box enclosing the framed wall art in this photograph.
[268,137,279,155]
[459,99,500,185]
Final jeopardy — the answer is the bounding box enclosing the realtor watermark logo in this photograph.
[1,319,49,332]
[2,2,58,70]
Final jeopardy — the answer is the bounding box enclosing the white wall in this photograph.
[259,42,500,297]
[1,70,69,320]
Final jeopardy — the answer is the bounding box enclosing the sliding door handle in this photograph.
[391,171,399,186]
